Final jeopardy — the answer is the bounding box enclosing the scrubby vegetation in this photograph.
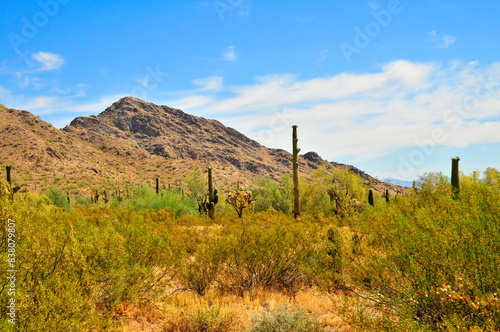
[1,167,499,331]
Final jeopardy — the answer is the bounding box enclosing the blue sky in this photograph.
[1,0,500,180]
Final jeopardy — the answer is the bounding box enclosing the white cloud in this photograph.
[31,52,65,71]
[10,94,124,121]
[163,60,500,168]
[224,46,238,63]
[193,76,223,91]
[14,72,44,89]
[165,95,215,110]
[428,30,457,49]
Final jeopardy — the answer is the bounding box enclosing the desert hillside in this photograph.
[0,97,403,195]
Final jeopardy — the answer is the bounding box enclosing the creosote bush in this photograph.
[178,211,335,298]
[126,185,197,215]
[347,170,500,331]
[249,306,327,332]
[0,193,183,331]
[2,167,499,331]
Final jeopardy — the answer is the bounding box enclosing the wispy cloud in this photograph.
[163,60,500,165]
[9,92,123,120]
[193,76,223,91]
[315,49,328,65]
[136,75,152,87]
[13,72,44,89]
[31,52,65,71]
[223,46,238,63]
[428,30,457,49]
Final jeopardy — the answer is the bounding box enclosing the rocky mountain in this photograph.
[0,97,404,195]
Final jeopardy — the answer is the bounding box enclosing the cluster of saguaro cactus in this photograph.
[91,190,100,203]
[226,188,255,218]
[327,228,342,273]
[292,125,301,220]
[327,184,357,218]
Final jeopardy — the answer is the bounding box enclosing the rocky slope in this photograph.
[0,97,404,195]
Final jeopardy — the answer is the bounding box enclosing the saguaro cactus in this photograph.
[207,168,218,220]
[385,189,390,203]
[451,157,460,198]
[292,125,300,219]
[368,189,374,206]
[208,168,214,203]
[6,166,12,186]
[156,177,159,195]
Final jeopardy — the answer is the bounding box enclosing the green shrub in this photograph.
[301,166,367,217]
[0,193,182,331]
[348,170,500,331]
[249,306,326,332]
[251,175,293,214]
[216,212,327,296]
[45,186,71,212]
[127,185,197,215]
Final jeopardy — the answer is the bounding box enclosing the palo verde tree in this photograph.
[184,169,208,215]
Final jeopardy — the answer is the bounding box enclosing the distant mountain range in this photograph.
[0,97,405,195]
[381,178,415,188]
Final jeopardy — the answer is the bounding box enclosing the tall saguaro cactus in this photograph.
[6,166,12,186]
[451,157,460,198]
[292,125,301,219]
[368,189,374,206]
[156,177,159,195]
[207,168,218,220]
[208,168,214,203]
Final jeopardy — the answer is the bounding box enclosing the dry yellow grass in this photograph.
[115,287,359,332]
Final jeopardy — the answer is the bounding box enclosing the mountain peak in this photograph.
[2,98,404,194]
